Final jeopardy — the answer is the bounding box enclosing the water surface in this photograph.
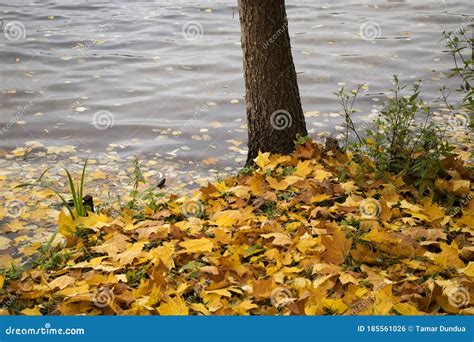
[0,0,472,168]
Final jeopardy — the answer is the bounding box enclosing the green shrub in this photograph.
[442,24,474,112]
[336,76,454,193]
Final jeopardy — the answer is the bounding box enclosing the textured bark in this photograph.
[238,0,307,165]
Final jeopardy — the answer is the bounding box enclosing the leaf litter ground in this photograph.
[0,138,473,316]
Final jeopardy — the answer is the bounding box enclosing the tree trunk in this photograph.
[238,0,307,165]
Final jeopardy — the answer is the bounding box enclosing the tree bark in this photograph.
[238,0,307,165]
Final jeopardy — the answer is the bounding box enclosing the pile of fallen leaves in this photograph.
[1,140,473,315]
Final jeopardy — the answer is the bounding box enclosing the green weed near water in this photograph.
[442,25,474,112]
[16,158,91,261]
[336,77,455,194]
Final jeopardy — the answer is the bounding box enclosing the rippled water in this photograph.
[0,0,472,169]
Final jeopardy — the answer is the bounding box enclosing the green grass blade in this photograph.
[37,228,59,263]
[76,182,84,216]
[15,167,53,189]
[64,168,79,212]
[15,183,35,189]
[77,158,88,216]
[79,157,88,202]
[37,167,52,183]
[51,189,76,220]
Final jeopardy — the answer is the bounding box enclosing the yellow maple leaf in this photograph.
[394,303,423,315]
[178,238,213,254]
[461,262,474,277]
[150,243,175,269]
[190,303,210,315]
[250,173,264,195]
[21,307,42,316]
[252,278,275,298]
[321,228,352,265]
[78,212,110,228]
[322,298,348,314]
[268,154,291,170]
[339,273,358,285]
[114,241,146,265]
[261,233,292,246]
[340,181,358,194]
[202,157,219,165]
[0,236,12,251]
[92,233,130,256]
[4,220,25,233]
[295,160,313,177]
[400,200,423,212]
[204,286,242,297]
[373,285,393,315]
[362,228,401,245]
[425,242,464,269]
[310,194,332,203]
[48,275,76,290]
[313,169,332,181]
[232,300,258,315]
[58,210,76,236]
[421,198,445,222]
[212,210,242,227]
[452,180,470,195]
[254,151,271,171]
[266,176,289,191]
[296,238,318,253]
[57,284,89,297]
[214,181,229,193]
[157,296,189,315]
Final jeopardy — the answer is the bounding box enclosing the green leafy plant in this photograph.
[237,165,254,177]
[38,250,71,272]
[141,187,165,211]
[442,24,474,111]
[16,159,90,260]
[17,158,90,220]
[64,159,89,217]
[126,157,165,212]
[296,135,311,145]
[1,264,23,283]
[337,77,454,193]
[335,84,364,146]
[127,158,146,210]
